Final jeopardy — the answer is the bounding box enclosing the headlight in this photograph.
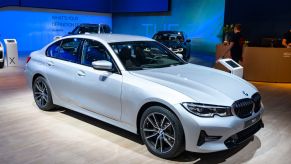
[181,102,232,117]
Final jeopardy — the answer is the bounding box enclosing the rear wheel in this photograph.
[33,76,55,111]
[140,106,185,159]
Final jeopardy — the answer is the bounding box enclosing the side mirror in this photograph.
[176,53,183,59]
[92,60,112,71]
[186,39,191,43]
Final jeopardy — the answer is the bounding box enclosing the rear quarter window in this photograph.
[46,41,62,57]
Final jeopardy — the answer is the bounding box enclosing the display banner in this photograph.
[0,8,112,57]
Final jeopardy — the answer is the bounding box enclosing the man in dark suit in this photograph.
[223,24,244,63]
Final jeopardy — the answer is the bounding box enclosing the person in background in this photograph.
[224,24,244,63]
[282,29,291,48]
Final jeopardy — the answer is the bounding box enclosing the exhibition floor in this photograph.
[0,67,291,164]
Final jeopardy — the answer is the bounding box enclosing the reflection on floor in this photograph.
[0,67,291,164]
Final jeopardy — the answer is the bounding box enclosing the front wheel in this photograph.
[33,76,55,111]
[140,106,185,159]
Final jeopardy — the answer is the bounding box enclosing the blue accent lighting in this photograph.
[113,0,225,55]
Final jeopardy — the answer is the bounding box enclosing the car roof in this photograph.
[78,23,108,27]
[62,34,154,43]
[155,31,184,34]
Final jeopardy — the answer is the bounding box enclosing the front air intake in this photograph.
[224,120,264,149]
[252,93,261,113]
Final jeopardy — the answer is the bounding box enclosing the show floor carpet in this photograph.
[0,67,291,164]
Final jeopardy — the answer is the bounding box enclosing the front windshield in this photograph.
[154,33,185,42]
[110,41,186,71]
[78,26,99,34]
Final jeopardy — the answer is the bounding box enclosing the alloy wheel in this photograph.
[34,79,49,108]
[142,112,176,153]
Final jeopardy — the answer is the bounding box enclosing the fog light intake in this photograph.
[197,130,222,146]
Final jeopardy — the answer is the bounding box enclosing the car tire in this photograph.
[0,61,4,68]
[140,106,185,159]
[33,76,55,111]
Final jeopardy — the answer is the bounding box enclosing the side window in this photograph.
[72,26,79,35]
[78,27,85,34]
[100,25,111,33]
[100,26,104,33]
[46,38,82,63]
[81,39,113,67]
[46,40,62,57]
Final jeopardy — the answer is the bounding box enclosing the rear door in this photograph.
[45,38,83,104]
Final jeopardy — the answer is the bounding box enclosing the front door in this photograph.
[70,39,122,120]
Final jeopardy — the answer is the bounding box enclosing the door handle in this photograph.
[77,70,86,77]
[47,61,55,66]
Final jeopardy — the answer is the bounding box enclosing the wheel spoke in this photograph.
[34,91,42,95]
[35,94,42,100]
[146,117,158,129]
[164,137,173,148]
[155,134,160,149]
[163,122,172,131]
[43,95,48,102]
[35,82,42,92]
[152,114,160,128]
[145,132,158,139]
[36,98,42,105]
[41,82,45,91]
[40,97,44,106]
[143,128,157,132]
[160,116,166,128]
[43,83,48,92]
[160,135,163,152]
[164,133,175,141]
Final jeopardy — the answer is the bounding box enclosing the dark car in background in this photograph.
[68,23,111,35]
[153,31,191,61]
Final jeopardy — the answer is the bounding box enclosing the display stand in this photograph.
[216,58,243,78]
[4,39,18,67]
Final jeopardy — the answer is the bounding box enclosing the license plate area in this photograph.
[244,114,260,128]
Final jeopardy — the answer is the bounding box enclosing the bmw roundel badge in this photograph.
[242,91,249,96]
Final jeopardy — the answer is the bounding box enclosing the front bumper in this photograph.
[173,104,264,153]
[224,119,263,149]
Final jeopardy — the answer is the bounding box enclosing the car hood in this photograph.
[130,64,257,106]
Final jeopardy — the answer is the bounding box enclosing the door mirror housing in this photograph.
[92,60,113,71]
[53,36,62,40]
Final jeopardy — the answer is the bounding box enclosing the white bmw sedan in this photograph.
[25,34,264,159]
